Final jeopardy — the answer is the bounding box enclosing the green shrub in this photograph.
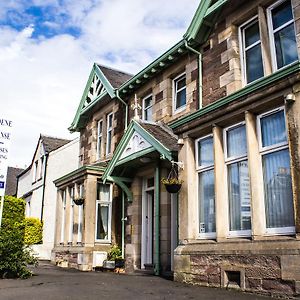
[0,196,37,279]
[107,245,122,261]
[24,217,43,245]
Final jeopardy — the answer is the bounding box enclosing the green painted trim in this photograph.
[119,40,186,93]
[183,0,212,42]
[154,165,160,276]
[54,165,106,184]
[69,63,117,132]
[121,192,125,258]
[116,147,155,166]
[170,61,300,130]
[102,120,174,181]
[108,176,133,202]
[204,0,228,18]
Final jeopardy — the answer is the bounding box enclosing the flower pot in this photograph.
[115,258,125,268]
[73,198,84,205]
[164,183,182,193]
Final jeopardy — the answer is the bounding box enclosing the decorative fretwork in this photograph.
[83,74,106,108]
[120,132,151,159]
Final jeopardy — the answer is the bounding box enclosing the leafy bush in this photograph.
[107,245,122,261]
[0,196,37,279]
[24,217,43,245]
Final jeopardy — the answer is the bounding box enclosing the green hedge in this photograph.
[0,196,37,279]
[24,218,43,245]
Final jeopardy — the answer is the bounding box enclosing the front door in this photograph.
[141,178,154,268]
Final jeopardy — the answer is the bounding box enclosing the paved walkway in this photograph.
[0,261,271,300]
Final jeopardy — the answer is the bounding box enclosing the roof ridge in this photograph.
[40,134,71,141]
[95,63,134,76]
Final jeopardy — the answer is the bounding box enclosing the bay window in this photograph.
[95,183,112,242]
[224,123,251,236]
[258,107,294,234]
[196,135,216,238]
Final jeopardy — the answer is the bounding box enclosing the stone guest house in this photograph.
[52,0,300,296]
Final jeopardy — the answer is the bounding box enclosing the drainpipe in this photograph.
[184,40,203,109]
[116,90,129,130]
[154,164,160,276]
[40,154,48,222]
[121,191,125,259]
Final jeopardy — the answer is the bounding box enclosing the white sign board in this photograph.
[0,119,13,196]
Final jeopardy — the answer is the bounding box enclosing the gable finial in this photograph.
[131,94,141,121]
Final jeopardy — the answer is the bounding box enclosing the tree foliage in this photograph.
[24,217,43,245]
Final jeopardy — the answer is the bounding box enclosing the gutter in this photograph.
[116,89,129,130]
[40,154,48,222]
[184,40,203,109]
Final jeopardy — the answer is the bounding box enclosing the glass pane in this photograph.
[176,89,186,109]
[274,24,298,69]
[96,203,109,240]
[144,96,152,108]
[107,131,112,153]
[199,170,215,234]
[246,44,264,83]
[228,160,251,231]
[145,106,153,121]
[245,21,260,47]
[198,136,214,167]
[108,114,113,127]
[227,125,247,158]
[176,76,186,90]
[261,110,287,147]
[263,149,294,228]
[97,184,110,201]
[147,177,154,188]
[272,1,293,30]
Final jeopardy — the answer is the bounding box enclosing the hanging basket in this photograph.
[161,162,183,194]
[73,197,84,205]
[164,183,182,193]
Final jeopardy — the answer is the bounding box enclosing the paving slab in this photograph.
[0,261,271,300]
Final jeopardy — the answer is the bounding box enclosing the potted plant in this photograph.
[161,177,183,193]
[73,197,84,205]
[104,245,124,269]
[161,163,183,193]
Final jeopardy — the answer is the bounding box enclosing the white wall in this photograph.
[41,137,79,259]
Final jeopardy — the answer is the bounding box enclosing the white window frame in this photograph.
[39,156,44,180]
[60,189,66,244]
[68,186,75,243]
[267,0,298,71]
[142,94,153,122]
[239,15,264,86]
[106,113,113,156]
[95,184,112,243]
[195,134,216,239]
[224,122,251,238]
[32,160,38,183]
[96,119,103,160]
[257,106,295,235]
[173,72,186,114]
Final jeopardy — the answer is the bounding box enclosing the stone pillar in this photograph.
[285,85,300,235]
[178,137,197,241]
[54,190,62,246]
[245,111,266,238]
[83,175,97,247]
[213,125,228,240]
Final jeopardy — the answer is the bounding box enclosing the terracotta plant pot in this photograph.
[164,183,182,193]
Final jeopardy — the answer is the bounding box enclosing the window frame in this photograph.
[257,106,295,235]
[224,122,252,237]
[32,160,38,183]
[142,94,153,122]
[239,15,265,86]
[106,112,113,156]
[96,119,103,160]
[267,0,298,71]
[95,183,112,243]
[195,134,216,239]
[172,72,187,114]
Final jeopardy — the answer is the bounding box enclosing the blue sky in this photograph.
[0,0,199,167]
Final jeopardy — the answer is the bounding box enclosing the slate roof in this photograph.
[139,121,178,152]
[5,167,24,196]
[97,64,133,88]
[41,135,71,153]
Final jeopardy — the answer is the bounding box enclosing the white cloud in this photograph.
[0,0,199,168]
